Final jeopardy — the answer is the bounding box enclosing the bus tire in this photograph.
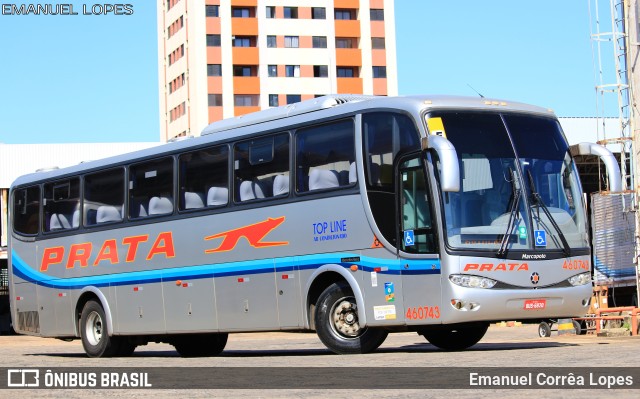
[419,322,489,351]
[315,282,388,354]
[80,300,120,358]
[173,333,228,357]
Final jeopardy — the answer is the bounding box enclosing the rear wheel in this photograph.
[418,322,489,351]
[314,282,388,354]
[80,300,121,358]
[172,333,228,357]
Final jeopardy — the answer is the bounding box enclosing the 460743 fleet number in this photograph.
[405,306,440,320]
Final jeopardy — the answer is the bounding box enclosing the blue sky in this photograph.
[0,1,607,144]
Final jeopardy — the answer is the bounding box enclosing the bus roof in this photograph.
[10,95,554,189]
[202,94,553,135]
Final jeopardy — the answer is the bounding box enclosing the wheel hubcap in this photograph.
[330,297,361,338]
[85,311,103,346]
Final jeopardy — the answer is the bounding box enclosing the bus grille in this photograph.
[17,311,40,333]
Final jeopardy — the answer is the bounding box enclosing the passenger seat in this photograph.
[309,169,340,190]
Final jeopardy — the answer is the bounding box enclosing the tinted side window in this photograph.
[234,134,290,202]
[129,157,174,218]
[84,168,125,226]
[179,145,229,210]
[296,120,356,193]
[13,186,40,236]
[43,178,80,232]
[363,113,420,191]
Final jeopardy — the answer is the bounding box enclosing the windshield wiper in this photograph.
[497,168,521,256]
[527,170,571,256]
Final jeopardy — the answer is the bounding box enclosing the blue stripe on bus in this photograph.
[11,251,440,290]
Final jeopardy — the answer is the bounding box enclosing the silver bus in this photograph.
[8,95,621,357]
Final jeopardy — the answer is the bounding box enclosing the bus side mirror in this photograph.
[421,135,460,192]
[570,142,622,192]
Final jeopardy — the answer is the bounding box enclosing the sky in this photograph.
[0,1,615,144]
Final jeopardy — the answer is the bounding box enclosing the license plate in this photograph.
[524,299,546,310]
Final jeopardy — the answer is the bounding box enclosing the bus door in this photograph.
[397,154,442,325]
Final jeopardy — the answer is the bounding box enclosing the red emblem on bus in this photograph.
[204,216,289,253]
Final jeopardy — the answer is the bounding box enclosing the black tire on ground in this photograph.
[418,322,489,351]
[572,319,586,335]
[173,333,228,357]
[538,321,552,338]
[80,300,121,358]
[314,282,388,354]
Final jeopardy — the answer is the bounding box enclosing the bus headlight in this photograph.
[449,274,497,289]
[568,272,591,286]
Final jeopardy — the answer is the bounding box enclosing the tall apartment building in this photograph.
[158,0,397,142]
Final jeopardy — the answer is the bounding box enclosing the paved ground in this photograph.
[0,324,638,398]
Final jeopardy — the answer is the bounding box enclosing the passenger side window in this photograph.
[84,168,125,226]
[234,134,290,202]
[129,157,174,218]
[363,112,420,191]
[295,119,355,193]
[43,178,80,232]
[13,186,40,236]
[179,145,229,210]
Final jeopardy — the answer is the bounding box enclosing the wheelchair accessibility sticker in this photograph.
[404,230,415,247]
[534,230,547,247]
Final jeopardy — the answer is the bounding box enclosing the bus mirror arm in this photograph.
[570,142,622,192]
[422,135,460,192]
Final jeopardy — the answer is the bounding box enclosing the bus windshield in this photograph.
[428,111,588,253]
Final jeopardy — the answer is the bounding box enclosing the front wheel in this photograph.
[418,322,489,351]
[80,300,121,358]
[314,282,388,354]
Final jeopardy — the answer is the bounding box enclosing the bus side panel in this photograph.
[215,266,278,331]
[35,284,58,336]
[34,242,76,337]
[11,281,38,335]
[108,285,118,333]
[358,248,405,327]
[274,257,302,328]
[10,241,41,336]
[54,287,74,335]
[401,269,442,326]
[163,276,218,333]
[115,282,166,334]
